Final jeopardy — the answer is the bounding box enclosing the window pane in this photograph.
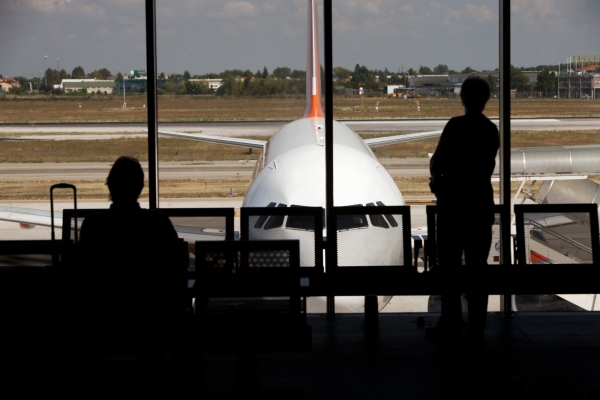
[0,2,148,244]
[511,1,600,312]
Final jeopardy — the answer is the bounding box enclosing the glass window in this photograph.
[366,202,389,229]
[264,203,288,230]
[286,205,325,231]
[337,204,368,231]
[254,202,277,229]
[376,201,399,228]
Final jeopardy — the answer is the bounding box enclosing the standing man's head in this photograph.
[106,156,144,203]
[460,76,491,114]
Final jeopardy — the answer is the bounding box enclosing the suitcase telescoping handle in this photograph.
[50,183,78,244]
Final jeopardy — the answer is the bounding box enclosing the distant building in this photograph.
[383,85,404,95]
[407,75,450,88]
[58,79,115,94]
[559,72,599,99]
[189,79,223,90]
[0,77,21,92]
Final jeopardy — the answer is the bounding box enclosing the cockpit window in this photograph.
[254,202,277,229]
[285,205,325,231]
[366,202,389,229]
[377,201,399,227]
[264,203,288,230]
[337,204,368,231]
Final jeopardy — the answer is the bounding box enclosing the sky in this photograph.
[1,0,600,79]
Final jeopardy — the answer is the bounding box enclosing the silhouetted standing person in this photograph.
[428,77,499,340]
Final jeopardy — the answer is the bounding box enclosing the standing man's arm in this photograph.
[429,119,454,195]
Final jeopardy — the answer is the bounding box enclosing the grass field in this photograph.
[1,129,599,200]
[1,130,599,163]
[1,95,599,123]
[5,175,599,200]
[0,179,249,200]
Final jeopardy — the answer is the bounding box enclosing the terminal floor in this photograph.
[52,312,600,399]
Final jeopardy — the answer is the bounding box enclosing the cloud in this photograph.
[465,4,494,23]
[93,26,110,37]
[8,0,107,19]
[210,1,259,19]
[364,2,381,15]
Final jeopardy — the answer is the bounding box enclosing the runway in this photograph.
[0,158,430,181]
[0,117,598,140]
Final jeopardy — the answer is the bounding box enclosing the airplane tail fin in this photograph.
[304,0,325,118]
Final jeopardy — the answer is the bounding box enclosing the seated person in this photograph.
[78,156,187,377]
[80,156,178,245]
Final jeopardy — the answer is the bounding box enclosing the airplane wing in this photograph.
[157,130,267,150]
[0,205,60,228]
[0,206,233,241]
[363,130,443,148]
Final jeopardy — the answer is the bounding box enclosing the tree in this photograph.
[406,68,416,76]
[510,65,531,91]
[272,67,291,79]
[433,64,449,74]
[461,66,477,74]
[72,66,86,79]
[536,69,557,92]
[44,68,62,86]
[290,69,305,79]
[183,70,191,80]
[87,68,111,80]
[418,65,433,75]
[116,72,123,81]
[351,64,372,85]
[216,76,243,96]
[159,72,165,79]
[332,66,351,80]
[262,67,269,79]
[13,76,29,90]
[58,69,69,82]
[176,80,187,94]
[164,80,175,93]
[389,73,401,84]
[487,74,498,93]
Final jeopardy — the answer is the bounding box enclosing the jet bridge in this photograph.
[494,144,600,176]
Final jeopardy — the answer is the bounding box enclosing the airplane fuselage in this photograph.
[242,117,407,267]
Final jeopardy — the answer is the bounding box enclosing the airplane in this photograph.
[1,0,600,313]
[155,0,443,270]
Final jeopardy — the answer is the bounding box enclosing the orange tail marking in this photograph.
[304,0,324,118]
[530,250,549,264]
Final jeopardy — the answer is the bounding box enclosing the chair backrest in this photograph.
[194,239,303,314]
[426,204,512,268]
[331,205,412,269]
[514,204,600,265]
[78,239,189,322]
[63,208,235,243]
[240,206,322,270]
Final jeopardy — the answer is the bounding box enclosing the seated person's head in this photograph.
[106,156,144,203]
[460,76,491,113]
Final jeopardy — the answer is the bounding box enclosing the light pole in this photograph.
[57,57,59,72]
[44,55,47,86]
